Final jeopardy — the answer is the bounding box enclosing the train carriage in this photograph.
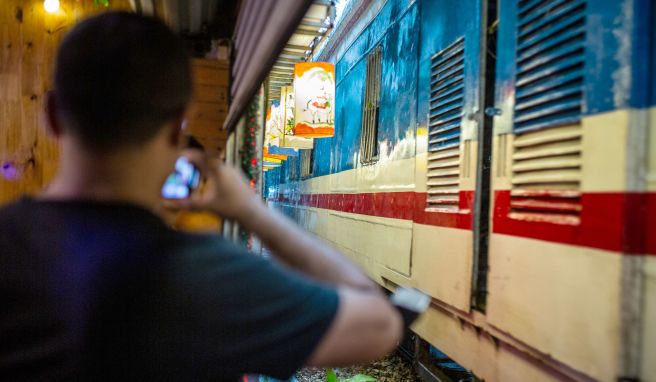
[264,0,655,381]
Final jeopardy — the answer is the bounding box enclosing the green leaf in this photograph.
[344,375,377,382]
[326,369,338,382]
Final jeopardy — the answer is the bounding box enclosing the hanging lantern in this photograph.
[265,101,299,156]
[293,62,335,138]
[264,102,282,148]
[279,86,313,149]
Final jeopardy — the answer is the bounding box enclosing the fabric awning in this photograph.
[223,0,314,132]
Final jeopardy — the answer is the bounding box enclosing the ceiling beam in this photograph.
[312,0,332,6]
[273,62,297,68]
[300,20,325,28]
[280,49,308,57]
[275,57,300,64]
[291,28,323,36]
[285,44,311,51]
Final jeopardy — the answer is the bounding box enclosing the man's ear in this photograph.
[44,91,63,139]
[167,110,187,148]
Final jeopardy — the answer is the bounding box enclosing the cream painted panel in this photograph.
[411,224,472,312]
[649,108,656,192]
[491,134,514,191]
[298,206,326,240]
[331,157,416,193]
[487,234,621,381]
[581,110,629,192]
[299,206,413,276]
[413,307,565,382]
[301,175,331,194]
[298,157,416,194]
[415,151,428,193]
[415,141,478,193]
[296,206,377,275]
[642,257,656,382]
[460,140,478,191]
[325,211,413,275]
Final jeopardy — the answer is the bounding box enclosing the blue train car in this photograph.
[265,1,656,380]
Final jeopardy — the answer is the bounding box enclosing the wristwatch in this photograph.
[389,287,431,328]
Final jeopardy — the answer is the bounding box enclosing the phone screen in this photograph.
[161,157,201,199]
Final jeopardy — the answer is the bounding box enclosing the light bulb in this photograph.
[44,0,60,14]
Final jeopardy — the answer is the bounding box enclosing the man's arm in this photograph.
[165,157,403,366]
[307,287,403,366]
[169,157,376,291]
[238,200,377,291]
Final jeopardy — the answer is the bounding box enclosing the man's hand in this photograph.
[163,151,261,221]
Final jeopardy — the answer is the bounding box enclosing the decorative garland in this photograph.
[238,92,261,246]
[240,92,260,190]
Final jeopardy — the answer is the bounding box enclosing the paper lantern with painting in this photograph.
[293,62,335,138]
[264,102,282,148]
[279,86,313,149]
[265,101,298,157]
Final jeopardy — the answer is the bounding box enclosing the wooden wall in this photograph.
[0,0,131,205]
[187,58,229,156]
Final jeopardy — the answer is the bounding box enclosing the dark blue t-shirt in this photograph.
[0,199,338,381]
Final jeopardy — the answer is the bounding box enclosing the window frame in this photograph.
[359,46,383,165]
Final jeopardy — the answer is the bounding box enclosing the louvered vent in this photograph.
[426,37,465,210]
[510,0,585,224]
[511,125,582,224]
[514,0,586,132]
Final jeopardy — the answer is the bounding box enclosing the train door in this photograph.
[393,0,492,313]
[487,1,653,380]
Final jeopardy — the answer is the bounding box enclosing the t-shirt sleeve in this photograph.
[170,236,339,380]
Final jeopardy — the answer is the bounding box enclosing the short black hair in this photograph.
[54,12,192,151]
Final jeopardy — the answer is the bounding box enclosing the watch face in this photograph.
[391,287,431,313]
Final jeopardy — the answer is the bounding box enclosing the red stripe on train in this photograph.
[493,191,655,254]
[289,191,473,229]
[273,191,655,255]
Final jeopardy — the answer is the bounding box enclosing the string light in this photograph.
[44,0,60,13]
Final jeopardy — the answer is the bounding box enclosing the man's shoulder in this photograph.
[0,199,32,224]
[0,198,28,212]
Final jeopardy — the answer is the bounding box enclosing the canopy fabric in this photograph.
[224,0,314,132]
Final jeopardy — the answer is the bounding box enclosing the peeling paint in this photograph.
[612,0,634,109]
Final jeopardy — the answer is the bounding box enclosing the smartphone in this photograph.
[161,157,201,199]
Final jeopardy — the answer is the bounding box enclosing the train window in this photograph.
[509,0,586,224]
[300,148,314,178]
[288,155,299,181]
[426,37,465,211]
[360,46,382,165]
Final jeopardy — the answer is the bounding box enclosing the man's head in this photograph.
[49,11,192,152]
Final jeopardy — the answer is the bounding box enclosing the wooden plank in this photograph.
[187,101,228,123]
[193,84,228,103]
[186,120,228,138]
[191,57,229,70]
[191,59,229,86]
